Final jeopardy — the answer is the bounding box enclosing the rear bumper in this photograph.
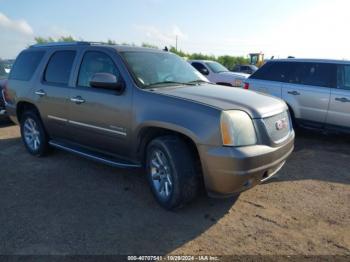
[198,131,295,197]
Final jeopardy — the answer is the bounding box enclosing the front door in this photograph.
[68,49,133,158]
[326,64,350,130]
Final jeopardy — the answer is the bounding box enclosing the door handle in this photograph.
[70,96,85,104]
[335,97,350,103]
[35,90,46,97]
[287,91,300,96]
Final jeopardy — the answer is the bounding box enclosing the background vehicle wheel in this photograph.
[146,136,199,210]
[20,111,49,156]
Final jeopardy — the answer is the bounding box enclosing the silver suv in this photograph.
[5,42,294,209]
[245,59,350,133]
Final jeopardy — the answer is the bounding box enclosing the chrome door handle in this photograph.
[335,97,350,103]
[287,91,300,96]
[70,96,85,104]
[35,90,46,96]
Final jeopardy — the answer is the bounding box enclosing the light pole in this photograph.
[175,35,178,51]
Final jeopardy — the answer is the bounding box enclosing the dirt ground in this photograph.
[0,120,349,256]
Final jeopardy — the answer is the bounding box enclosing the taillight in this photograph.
[243,82,249,90]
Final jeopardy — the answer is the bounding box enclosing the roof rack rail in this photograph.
[29,41,104,48]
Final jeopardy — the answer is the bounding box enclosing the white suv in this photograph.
[189,60,249,87]
[245,59,350,133]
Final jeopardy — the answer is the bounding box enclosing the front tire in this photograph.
[146,136,199,210]
[20,111,49,156]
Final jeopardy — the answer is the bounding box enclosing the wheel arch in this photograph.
[136,125,202,173]
[216,82,232,87]
[16,101,40,121]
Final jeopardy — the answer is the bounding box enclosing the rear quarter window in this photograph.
[250,62,294,82]
[9,51,45,81]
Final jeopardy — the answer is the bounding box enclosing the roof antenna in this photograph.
[163,46,168,52]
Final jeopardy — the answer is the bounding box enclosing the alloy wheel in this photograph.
[149,149,173,200]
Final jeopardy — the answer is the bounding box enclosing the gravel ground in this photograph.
[0,120,349,256]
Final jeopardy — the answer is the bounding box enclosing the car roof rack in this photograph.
[29,41,111,48]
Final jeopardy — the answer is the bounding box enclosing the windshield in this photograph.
[121,51,208,88]
[205,61,229,73]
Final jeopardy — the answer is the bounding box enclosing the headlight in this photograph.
[220,110,257,146]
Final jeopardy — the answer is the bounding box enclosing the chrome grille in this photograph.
[263,111,291,143]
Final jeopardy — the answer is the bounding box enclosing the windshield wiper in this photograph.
[187,80,209,85]
[145,81,195,88]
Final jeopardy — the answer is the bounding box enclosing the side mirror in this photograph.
[90,73,124,91]
[200,68,209,75]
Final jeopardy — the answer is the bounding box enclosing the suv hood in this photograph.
[154,84,287,119]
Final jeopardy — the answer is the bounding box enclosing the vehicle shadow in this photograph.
[0,117,14,128]
[268,129,350,185]
[0,136,237,255]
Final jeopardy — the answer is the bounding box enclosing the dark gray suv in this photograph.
[5,42,294,209]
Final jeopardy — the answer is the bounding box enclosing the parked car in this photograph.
[0,61,9,117]
[0,61,9,79]
[189,60,249,87]
[5,42,294,209]
[0,79,7,117]
[245,59,350,133]
[233,64,258,75]
[3,59,14,74]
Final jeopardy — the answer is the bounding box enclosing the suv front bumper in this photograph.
[198,131,295,197]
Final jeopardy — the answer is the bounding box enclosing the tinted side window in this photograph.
[288,62,336,88]
[44,51,76,85]
[78,51,120,88]
[10,51,45,81]
[250,62,294,82]
[192,62,207,72]
[337,65,350,90]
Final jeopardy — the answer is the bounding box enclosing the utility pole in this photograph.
[175,35,178,51]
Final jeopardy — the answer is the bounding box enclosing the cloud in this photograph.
[136,24,187,46]
[0,12,33,35]
[257,0,350,59]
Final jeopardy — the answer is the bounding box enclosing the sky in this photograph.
[0,0,349,59]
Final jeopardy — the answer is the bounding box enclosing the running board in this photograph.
[49,141,141,169]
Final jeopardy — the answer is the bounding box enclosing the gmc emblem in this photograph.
[275,118,288,131]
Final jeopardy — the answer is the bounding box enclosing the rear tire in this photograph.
[20,111,49,156]
[146,136,199,210]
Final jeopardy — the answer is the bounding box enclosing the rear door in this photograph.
[34,49,77,140]
[282,62,336,125]
[68,48,132,157]
[326,64,350,130]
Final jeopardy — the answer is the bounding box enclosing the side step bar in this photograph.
[49,141,141,169]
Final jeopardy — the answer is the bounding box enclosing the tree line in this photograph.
[34,36,249,70]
